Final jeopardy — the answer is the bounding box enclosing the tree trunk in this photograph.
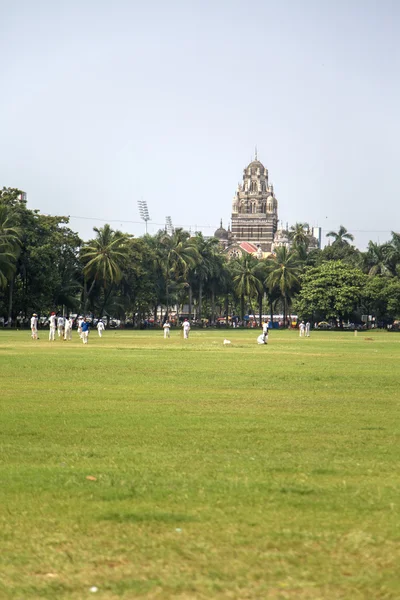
[258,293,263,327]
[7,277,14,328]
[198,281,203,321]
[283,296,287,328]
[211,288,216,324]
[240,295,245,321]
[83,278,97,314]
[188,286,192,319]
[98,285,113,319]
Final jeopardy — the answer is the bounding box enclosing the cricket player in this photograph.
[57,315,65,338]
[299,321,305,337]
[30,313,38,340]
[81,318,90,344]
[64,317,72,340]
[49,312,56,341]
[262,321,269,344]
[305,321,311,337]
[163,320,171,338]
[97,320,105,337]
[77,316,83,338]
[182,318,190,339]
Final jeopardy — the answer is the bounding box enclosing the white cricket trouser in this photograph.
[183,330,189,339]
[49,326,55,341]
[164,329,170,338]
[57,326,64,338]
[82,331,89,344]
[98,329,103,337]
[64,328,71,340]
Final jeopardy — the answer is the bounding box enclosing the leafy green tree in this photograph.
[295,261,367,325]
[265,247,300,326]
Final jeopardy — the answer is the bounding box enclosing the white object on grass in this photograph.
[223,339,231,345]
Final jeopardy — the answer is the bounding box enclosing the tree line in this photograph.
[1,187,400,328]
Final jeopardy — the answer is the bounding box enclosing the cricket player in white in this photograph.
[163,320,171,338]
[64,317,72,340]
[97,320,105,337]
[49,312,56,341]
[77,316,83,338]
[30,313,38,340]
[182,318,190,339]
[305,321,311,337]
[262,321,269,343]
[299,321,305,337]
[57,315,65,338]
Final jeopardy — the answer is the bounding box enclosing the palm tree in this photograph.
[191,234,221,321]
[231,254,263,320]
[363,241,391,276]
[156,228,200,315]
[265,247,300,326]
[289,222,310,248]
[326,225,354,247]
[80,224,131,314]
[383,232,400,276]
[0,204,21,289]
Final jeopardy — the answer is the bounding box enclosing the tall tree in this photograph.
[295,261,367,325]
[80,224,131,315]
[265,247,300,326]
[0,204,21,288]
[230,254,263,320]
[289,222,310,248]
[326,225,354,247]
[362,241,391,277]
[156,228,199,315]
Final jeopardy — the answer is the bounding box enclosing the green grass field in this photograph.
[1,328,399,599]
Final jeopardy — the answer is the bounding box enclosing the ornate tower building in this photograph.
[231,156,278,251]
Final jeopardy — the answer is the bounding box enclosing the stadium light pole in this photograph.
[138,200,150,234]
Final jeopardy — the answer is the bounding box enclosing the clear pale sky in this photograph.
[1,0,399,248]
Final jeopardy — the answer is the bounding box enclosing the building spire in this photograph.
[255,145,258,160]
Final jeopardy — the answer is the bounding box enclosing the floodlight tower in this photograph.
[138,200,150,234]
[165,216,174,236]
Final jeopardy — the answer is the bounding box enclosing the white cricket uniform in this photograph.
[183,321,190,339]
[49,315,56,341]
[305,322,310,337]
[163,322,171,338]
[30,316,38,339]
[77,318,83,338]
[299,322,305,337]
[64,318,72,340]
[57,316,65,338]
[97,321,105,337]
[262,323,269,344]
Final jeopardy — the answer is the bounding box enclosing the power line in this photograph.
[61,214,398,236]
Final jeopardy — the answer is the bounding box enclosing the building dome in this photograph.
[246,160,265,171]
[214,219,228,240]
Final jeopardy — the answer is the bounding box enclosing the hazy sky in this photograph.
[1,0,399,248]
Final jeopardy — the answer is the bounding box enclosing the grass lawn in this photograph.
[0,327,399,599]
